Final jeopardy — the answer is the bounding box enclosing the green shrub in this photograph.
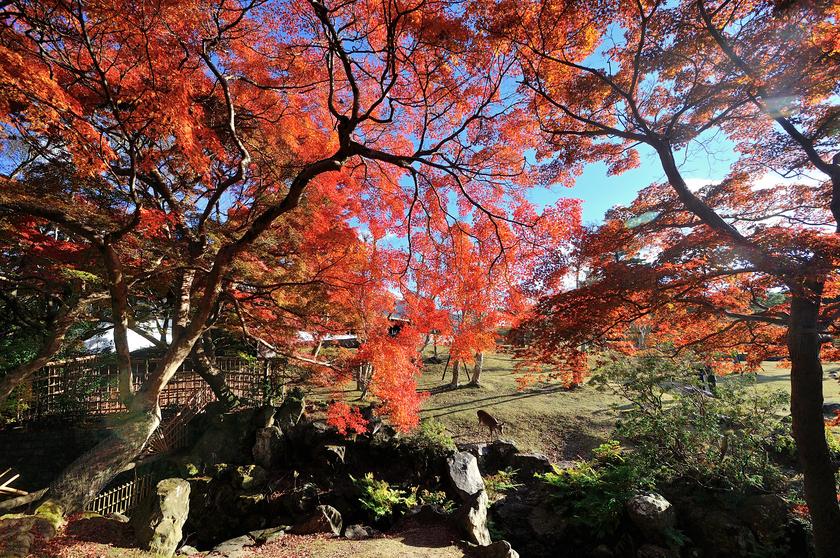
[591,352,789,491]
[392,418,456,474]
[417,488,456,512]
[485,467,523,500]
[408,419,456,452]
[0,383,31,427]
[352,472,417,521]
[536,442,653,537]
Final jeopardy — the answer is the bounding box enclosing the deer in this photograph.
[477,409,505,438]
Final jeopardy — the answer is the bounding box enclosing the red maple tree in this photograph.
[488,0,840,554]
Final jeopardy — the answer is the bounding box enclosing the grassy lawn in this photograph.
[410,354,840,462]
[315,351,840,462]
[415,352,622,462]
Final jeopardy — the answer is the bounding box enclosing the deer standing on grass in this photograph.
[477,410,505,439]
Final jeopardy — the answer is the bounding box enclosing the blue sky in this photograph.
[526,132,739,225]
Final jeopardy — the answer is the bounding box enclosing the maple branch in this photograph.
[696,0,840,230]
[198,48,252,232]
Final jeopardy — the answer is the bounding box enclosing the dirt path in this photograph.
[29,517,468,558]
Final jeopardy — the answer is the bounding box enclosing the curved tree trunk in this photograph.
[193,334,240,410]
[788,286,840,558]
[468,352,484,386]
[45,406,161,513]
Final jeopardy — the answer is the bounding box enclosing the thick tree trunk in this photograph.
[45,406,160,513]
[468,352,484,386]
[193,335,240,410]
[356,363,373,399]
[102,244,134,405]
[788,288,840,558]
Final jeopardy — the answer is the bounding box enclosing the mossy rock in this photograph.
[232,464,268,490]
[0,511,60,558]
[235,492,267,515]
[34,500,66,531]
[212,463,232,480]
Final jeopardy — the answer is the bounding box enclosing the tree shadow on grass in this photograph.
[420,384,570,419]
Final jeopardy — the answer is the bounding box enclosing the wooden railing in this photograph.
[85,473,153,516]
[141,383,215,457]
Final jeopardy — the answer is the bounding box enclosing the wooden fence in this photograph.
[85,472,153,516]
[14,355,284,423]
[7,355,292,517]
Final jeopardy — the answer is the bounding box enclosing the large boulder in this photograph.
[291,504,343,536]
[456,490,492,546]
[321,444,346,467]
[207,534,255,558]
[253,426,284,469]
[133,478,191,558]
[231,464,267,490]
[484,441,520,473]
[249,526,287,544]
[344,523,379,540]
[527,504,566,538]
[447,451,485,501]
[734,493,789,545]
[276,482,320,517]
[0,513,59,558]
[191,408,258,465]
[637,544,675,558]
[492,500,535,543]
[276,391,305,431]
[626,492,675,545]
[681,505,757,558]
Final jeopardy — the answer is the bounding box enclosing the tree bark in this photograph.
[788,285,840,558]
[192,334,240,410]
[468,352,484,386]
[356,363,372,399]
[45,406,161,513]
[102,244,134,405]
[451,360,461,387]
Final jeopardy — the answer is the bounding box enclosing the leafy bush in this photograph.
[417,488,456,513]
[536,441,653,537]
[352,472,417,521]
[408,418,456,452]
[0,383,31,426]
[394,418,456,473]
[591,352,789,491]
[485,467,523,500]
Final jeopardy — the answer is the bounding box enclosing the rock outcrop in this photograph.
[447,451,491,546]
[626,492,675,546]
[133,478,191,558]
